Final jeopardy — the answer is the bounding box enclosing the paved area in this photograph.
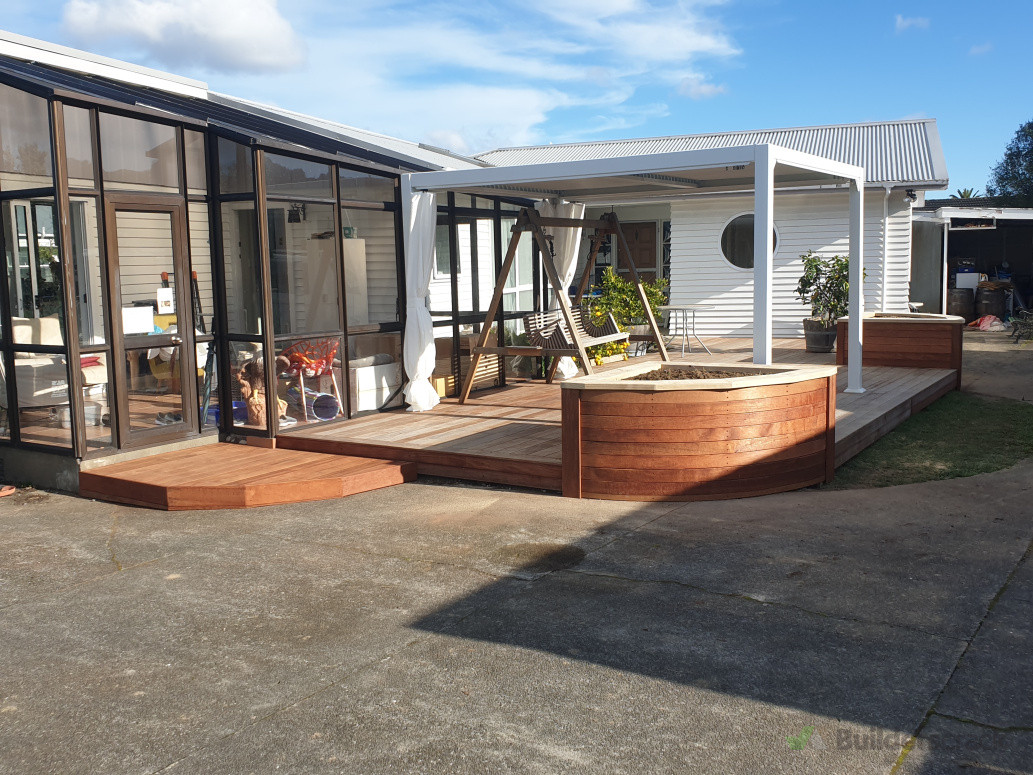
[2,331,1032,774]
[1,459,1032,774]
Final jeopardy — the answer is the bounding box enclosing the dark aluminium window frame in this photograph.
[211,131,413,440]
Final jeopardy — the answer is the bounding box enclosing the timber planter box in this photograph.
[836,313,964,387]
[560,362,839,502]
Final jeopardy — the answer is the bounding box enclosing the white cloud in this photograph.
[61,0,306,72]
[969,42,993,56]
[63,0,742,153]
[678,74,727,99]
[894,14,930,33]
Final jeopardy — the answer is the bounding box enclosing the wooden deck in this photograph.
[78,337,959,507]
[278,338,959,493]
[78,444,416,510]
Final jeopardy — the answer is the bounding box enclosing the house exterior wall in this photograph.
[662,189,912,338]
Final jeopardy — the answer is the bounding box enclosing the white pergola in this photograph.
[400,144,866,411]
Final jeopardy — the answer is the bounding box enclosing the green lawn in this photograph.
[827,391,1033,489]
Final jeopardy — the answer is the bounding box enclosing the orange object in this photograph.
[279,339,340,377]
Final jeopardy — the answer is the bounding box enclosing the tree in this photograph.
[951,187,981,199]
[987,120,1033,202]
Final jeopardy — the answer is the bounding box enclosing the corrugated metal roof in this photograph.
[477,120,949,187]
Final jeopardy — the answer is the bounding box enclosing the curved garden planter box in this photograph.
[561,362,838,502]
[836,313,964,388]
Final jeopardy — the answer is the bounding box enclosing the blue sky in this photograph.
[4,0,1031,191]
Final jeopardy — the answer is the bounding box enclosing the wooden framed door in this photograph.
[104,196,199,448]
[617,222,659,283]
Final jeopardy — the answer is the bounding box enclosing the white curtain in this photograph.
[539,199,586,379]
[402,191,440,411]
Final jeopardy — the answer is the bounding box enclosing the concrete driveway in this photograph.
[1,455,1032,774]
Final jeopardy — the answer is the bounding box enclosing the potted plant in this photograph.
[584,266,669,356]
[795,251,850,353]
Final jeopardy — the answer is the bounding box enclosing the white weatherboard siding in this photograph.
[669,189,911,338]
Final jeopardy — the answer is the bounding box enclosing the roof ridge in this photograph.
[213,92,483,166]
[477,118,936,157]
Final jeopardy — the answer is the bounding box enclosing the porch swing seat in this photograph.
[523,307,627,357]
[468,309,628,371]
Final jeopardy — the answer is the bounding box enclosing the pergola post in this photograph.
[752,145,775,365]
[846,177,865,393]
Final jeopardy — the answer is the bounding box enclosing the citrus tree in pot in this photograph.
[795,250,851,353]
[584,266,669,358]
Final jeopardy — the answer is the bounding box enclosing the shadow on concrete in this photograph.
[409,487,1033,773]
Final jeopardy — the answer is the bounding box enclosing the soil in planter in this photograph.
[628,366,757,380]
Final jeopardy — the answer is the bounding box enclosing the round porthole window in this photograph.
[720,213,778,269]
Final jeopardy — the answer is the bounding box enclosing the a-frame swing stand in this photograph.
[458,208,670,403]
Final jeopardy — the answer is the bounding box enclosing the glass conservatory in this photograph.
[0,67,533,472]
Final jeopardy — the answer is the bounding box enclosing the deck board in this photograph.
[79,444,416,510]
[277,338,959,493]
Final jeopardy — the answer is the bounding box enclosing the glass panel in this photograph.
[501,224,533,315]
[218,138,253,194]
[340,208,399,326]
[80,357,113,449]
[268,203,340,336]
[184,130,206,195]
[0,83,53,190]
[474,217,497,315]
[12,352,71,447]
[99,113,178,193]
[429,327,501,399]
[198,345,219,430]
[187,202,218,432]
[188,202,215,334]
[0,353,8,441]
[228,341,271,430]
[264,153,332,199]
[347,332,403,412]
[3,198,65,345]
[124,345,187,431]
[63,105,95,188]
[454,194,474,208]
[69,197,105,346]
[276,336,344,427]
[434,221,452,276]
[454,219,476,318]
[113,210,178,337]
[219,200,262,334]
[338,168,394,203]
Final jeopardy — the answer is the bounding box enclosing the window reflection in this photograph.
[2,198,65,345]
[218,138,253,194]
[264,153,331,199]
[63,105,95,188]
[99,113,179,193]
[340,208,399,326]
[268,203,339,335]
[0,83,53,190]
[219,201,262,334]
